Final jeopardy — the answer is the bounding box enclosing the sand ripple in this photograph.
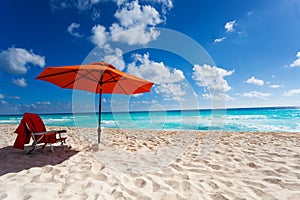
[0,125,300,199]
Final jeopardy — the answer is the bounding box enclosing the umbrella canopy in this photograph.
[36,62,154,143]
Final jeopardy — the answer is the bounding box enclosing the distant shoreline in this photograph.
[0,105,299,116]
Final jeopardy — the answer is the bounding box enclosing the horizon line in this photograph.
[1,105,299,116]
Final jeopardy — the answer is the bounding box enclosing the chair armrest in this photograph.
[32,130,66,135]
[32,130,67,144]
[33,131,58,136]
[54,130,67,134]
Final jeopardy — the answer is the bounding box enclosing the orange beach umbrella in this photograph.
[36,62,154,143]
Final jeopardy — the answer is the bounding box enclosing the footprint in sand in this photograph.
[96,173,107,181]
[134,178,147,188]
[151,181,160,192]
[112,190,124,198]
[248,162,259,168]
[166,180,180,190]
[181,181,191,191]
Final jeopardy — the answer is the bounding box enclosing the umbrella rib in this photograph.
[102,75,122,84]
[62,69,101,88]
[37,69,78,79]
[106,71,129,94]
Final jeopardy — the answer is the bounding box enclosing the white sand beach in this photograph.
[0,124,299,200]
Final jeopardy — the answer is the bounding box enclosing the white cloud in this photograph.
[91,24,109,47]
[144,0,173,9]
[192,64,234,92]
[0,94,4,99]
[86,0,171,69]
[0,47,45,75]
[202,93,234,101]
[270,84,282,88]
[214,37,226,43]
[12,78,27,87]
[103,47,125,70]
[133,93,143,97]
[283,88,300,97]
[290,51,300,67]
[110,24,160,45]
[67,23,84,38]
[155,83,186,101]
[91,1,162,47]
[127,53,186,100]
[246,76,264,86]
[115,1,162,28]
[116,0,126,6]
[242,91,272,98]
[109,0,163,45]
[127,53,184,83]
[89,0,171,65]
[225,20,237,32]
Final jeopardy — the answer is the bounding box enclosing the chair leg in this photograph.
[26,140,37,154]
[42,143,47,149]
[50,144,55,153]
[26,146,35,154]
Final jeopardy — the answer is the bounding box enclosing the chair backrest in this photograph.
[13,113,47,149]
[23,113,47,133]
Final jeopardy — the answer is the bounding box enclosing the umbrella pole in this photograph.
[98,87,102,144]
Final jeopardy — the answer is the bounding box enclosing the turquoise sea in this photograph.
[1,107,300,132]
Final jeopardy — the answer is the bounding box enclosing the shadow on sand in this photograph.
[0,145,79,176]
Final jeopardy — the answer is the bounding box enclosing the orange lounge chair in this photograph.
[13,112,67,154]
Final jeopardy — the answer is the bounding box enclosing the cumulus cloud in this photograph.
[246,76,264,86]
[67,22,84,38]
[55,0,169,46]
[225,20,237,32]
[110,24,160,45]
[290,51,300,67]
[127,53,186,100]
[12,78,27,87]
[127,53,184,83]
[242,91,272,98]
[88,0,171,68]
[192,64,234,92]
[115,1,162,28]
[283,88,300,97]
[103,47,125,70]
[91,1,163,46]
[155,83,186,101]
[109,0,162,45]
[91,24,109,47]
[144,0,173,9]
[0,47,45,75]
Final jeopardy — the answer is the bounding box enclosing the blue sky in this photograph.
[1,0,300,114]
